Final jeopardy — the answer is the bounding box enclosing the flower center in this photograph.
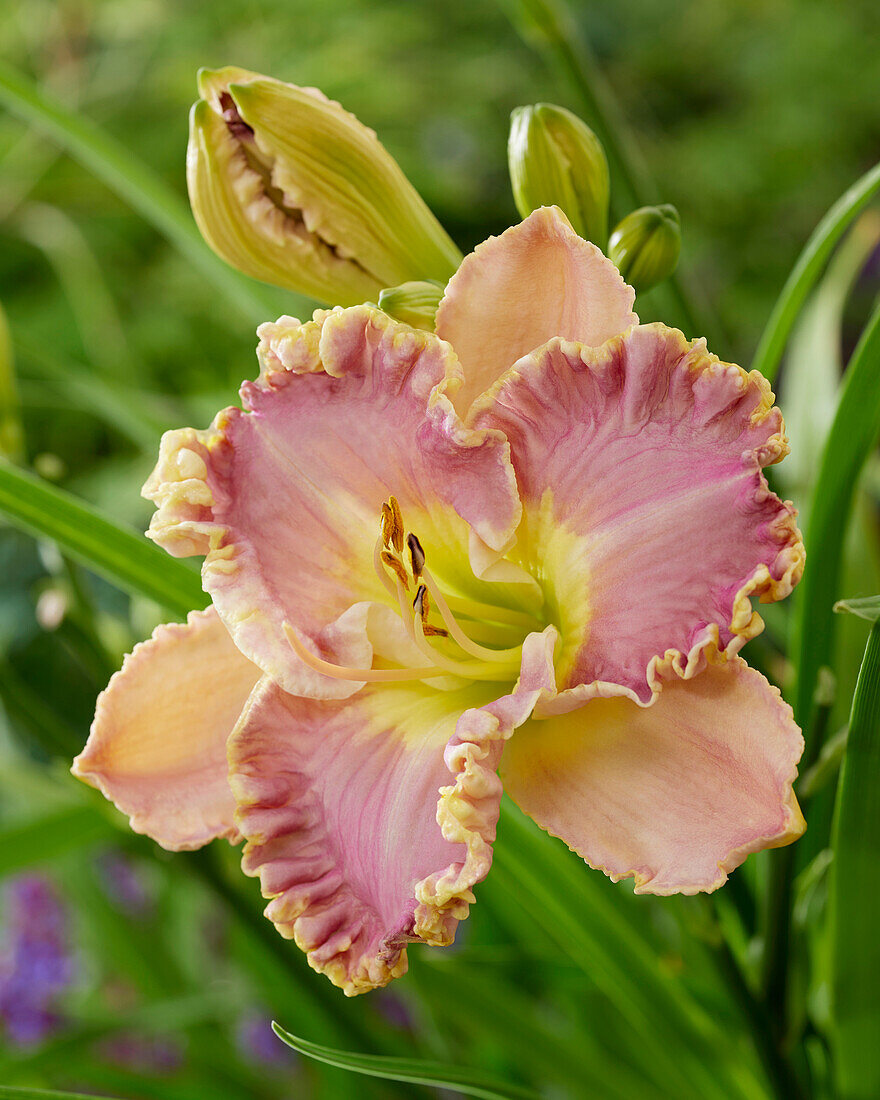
[284,496,533,686]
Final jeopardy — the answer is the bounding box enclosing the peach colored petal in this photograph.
[72,608,261,851]
[435,207,636,417]
[473,323,805,707]
[229,627,556,994]
[501,657,805,894]
[143,305,521,698]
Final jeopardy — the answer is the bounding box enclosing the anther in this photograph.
[413,584,448,638]
[387,496,404,553]
[380,549,409,590]
[379,502,395,548]
[407,532,425,579]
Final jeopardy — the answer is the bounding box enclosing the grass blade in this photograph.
[492,801,758,1100]
[0,300,24,461]
[0,460,206,617]
[829,618,880,1098]
[791,298,880,756]
[0,1090,129,1100]
[751,159,880,383]
[0,61,284,325]
[271,1025,541,1100]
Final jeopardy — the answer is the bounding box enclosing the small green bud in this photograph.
[508,103,610,248]
[608,204,681,293]
[378,280,444,331]
[188,67,462,305]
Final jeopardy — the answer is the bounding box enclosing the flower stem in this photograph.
[498,0,725,349]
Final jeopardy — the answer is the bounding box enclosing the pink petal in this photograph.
[501,658,805,894]
[72,608,261,851]
[229,628,556,994]
[473,323,805,706]
[143,306,521,698]
[435,207,636,417]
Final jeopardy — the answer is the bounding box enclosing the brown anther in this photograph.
[387,496,404,553]
[407,532,425,579]
[412,584,448,637]
[380,550,409,590]
[379,502,395,548]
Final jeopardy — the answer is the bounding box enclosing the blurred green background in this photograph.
[0,0,879,1097]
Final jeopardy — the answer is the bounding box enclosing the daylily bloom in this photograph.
[73,206,806,995]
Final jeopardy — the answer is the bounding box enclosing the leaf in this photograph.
[0,299,24,461]
[0,61,285,326]
[271,1024,541,1100]
[0,805,115,877]
[0,1089,129,1100]
[834,595,880,623]
[751,159,880,383]
[0,459,207,618]
[491,801,760,1100]
[790,299,880,757]
[776,211,880,501]
[829,619,880,1097]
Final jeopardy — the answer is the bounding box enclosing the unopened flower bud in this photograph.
[508,103,610,248]
[608,204,681,293]
[188,67,462,305]
[377,280,444,331]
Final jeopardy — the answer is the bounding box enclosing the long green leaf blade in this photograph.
[830,618,880,1098]
[271,1025,540,1100]
[492,801,756,1100]
[0,460,206,617]
[0,62,282,324]
[0,1088,128,1099]
[751,159,880,382]
[791,299,880,757]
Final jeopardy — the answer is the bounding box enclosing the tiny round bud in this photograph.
[608,204,681,294]
[508,103,610,247]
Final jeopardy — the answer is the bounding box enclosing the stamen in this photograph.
[380,549,410,590]
[421,567,526,664]
[407,532,425,580]
[372,536,399,599]
[387,495,404,553]
[379,502,396,548]
[413,583,448,638]
[283,623,444,682]
[395,582,518,682]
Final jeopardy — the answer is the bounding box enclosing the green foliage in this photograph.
[0,1,879,1098]
[272,1025,541,1099]
[829,620,880,1098]
[0,461,206,618]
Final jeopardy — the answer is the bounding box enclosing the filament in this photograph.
[284,622,444,682]
[420,567,525,663]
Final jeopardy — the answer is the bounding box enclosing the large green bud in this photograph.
[608,204,681,294]
[188,67,462,305]
[508,103,610,248]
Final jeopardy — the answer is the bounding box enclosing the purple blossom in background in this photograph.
[0,875,75,1046]
[95,849,155,918]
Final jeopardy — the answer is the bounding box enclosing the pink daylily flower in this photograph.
[73,207,806,995]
